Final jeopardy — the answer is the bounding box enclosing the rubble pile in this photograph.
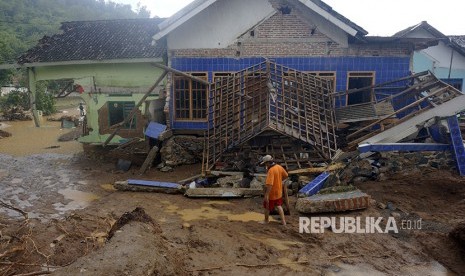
[159,135,204,167]
[0,107,32,121]
[330,151,455,185]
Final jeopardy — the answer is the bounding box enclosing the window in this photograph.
[441,78,463,91]
[174,72,208,120]
[347,72,375,105]
[108,101,136,129]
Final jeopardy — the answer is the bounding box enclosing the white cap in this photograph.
[260,155,273,165]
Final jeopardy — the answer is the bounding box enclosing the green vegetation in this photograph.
[0,0,151,115]
[0,0,150,85]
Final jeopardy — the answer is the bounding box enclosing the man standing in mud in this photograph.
[260,155,288,225]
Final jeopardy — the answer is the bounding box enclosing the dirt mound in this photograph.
[450,221,465,248]
[107,207,160,239]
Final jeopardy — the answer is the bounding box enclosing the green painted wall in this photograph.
[33,62,165,144]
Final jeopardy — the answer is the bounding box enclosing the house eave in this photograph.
[297,0,359,37]
[154,0,217,40]
[2,57,164,69]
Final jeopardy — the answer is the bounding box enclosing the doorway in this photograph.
[347,72,374,105]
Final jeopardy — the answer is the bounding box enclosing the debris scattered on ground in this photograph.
[54,208,183,276]
[0,107,32,121]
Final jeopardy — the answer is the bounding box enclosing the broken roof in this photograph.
[18,18,166,64]
[449,36,465,49]
[393,21,445,39]
[154,0,368,40]
[393,21,465,56]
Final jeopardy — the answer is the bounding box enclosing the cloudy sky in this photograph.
[112,0,464,36]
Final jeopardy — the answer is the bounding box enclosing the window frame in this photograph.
[173,72,209,122]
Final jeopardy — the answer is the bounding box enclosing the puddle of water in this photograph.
[100,184,117,191]
[56,188,99,212]
[0,120,83,156]
[162,202,271,223]
[242,233,303,251]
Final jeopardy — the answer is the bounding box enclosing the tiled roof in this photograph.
[393,21,445,38]
[449,35,465,49]
[18,18,165,64]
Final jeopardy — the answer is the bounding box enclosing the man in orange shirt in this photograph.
[260,155,288,225]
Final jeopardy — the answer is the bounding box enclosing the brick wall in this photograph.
[171,8,411,59]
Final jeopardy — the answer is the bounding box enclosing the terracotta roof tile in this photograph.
[18,18,165,64]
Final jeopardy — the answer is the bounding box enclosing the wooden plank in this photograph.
[139,146,159,175]
[114,181,183,194]
[288,163,345,175]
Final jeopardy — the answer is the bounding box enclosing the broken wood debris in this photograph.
[288,163,345,175]
[139,146,159,175]
[114,180,183,194]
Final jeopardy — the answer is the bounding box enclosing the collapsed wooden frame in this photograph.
[205,61,338,171]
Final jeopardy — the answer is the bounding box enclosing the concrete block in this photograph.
[296,190,371,214]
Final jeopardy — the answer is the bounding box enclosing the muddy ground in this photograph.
[0,107,464,275]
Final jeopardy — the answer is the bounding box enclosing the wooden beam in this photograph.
[55,81,73,98]
[139,146,159,175]
[151,63,210,85]
[347,86,450,140]
[102,70,168,146]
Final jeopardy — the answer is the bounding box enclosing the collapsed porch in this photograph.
[205,61,338,172]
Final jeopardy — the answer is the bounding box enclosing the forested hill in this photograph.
[0,0,150,65]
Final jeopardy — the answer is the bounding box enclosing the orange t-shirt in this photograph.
[265,164,288,200]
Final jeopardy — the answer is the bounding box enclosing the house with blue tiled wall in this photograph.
[153,0,436,132]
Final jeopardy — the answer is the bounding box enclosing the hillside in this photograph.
[0,0,150,84]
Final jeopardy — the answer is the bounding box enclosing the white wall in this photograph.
[167,0,275,49]
[405,28,465,70]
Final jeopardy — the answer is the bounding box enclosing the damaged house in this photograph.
[17,18,168,145]
[11,0,465,175]
[394,21,465,92]
[152,0,440,171]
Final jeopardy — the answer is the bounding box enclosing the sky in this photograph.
[111,0,465,36]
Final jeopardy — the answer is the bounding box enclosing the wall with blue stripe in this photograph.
[170,56,411,130]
